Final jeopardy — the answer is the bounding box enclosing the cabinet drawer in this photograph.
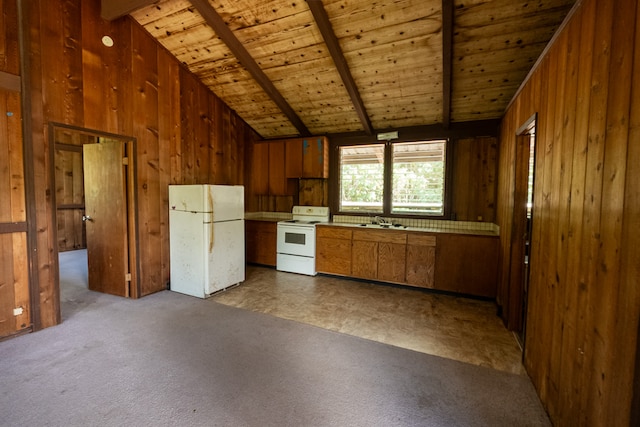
[316,226,352,240]
[407,233,436,246]
[353,229,406,244]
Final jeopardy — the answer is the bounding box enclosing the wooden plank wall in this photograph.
[16,0,259,330]
[452,137,497,222]
[496,0,640,424]
[0,0,30,337]
[54,145,85,251]
[245,135,498,220]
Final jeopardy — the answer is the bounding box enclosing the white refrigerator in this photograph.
[169,184,245,298]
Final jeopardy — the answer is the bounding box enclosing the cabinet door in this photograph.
[245,220,277,266]
[406,234,436,288]
[378,242,406,283]
[268,141,287,195]
[245,221,260,264]
[285,139,303,178]
[257,227,277,266]
[351,240,378,279]
[316,226,352,275]
[251,143,269,195]
[302,137,328,178]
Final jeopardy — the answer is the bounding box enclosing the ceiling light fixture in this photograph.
[377,131,398,141]
[101,35,114,47]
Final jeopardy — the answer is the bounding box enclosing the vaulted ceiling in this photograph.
[103,0,576,139]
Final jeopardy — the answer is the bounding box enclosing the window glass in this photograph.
[391,141,446,215]
[339,144,384,213]
[338,140,447,216]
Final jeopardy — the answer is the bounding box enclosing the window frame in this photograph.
[333,139,452,219]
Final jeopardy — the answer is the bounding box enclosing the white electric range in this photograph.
[276,206,330,276]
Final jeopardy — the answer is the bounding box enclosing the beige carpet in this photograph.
[0,253,550,426]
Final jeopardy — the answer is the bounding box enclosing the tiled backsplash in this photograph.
[245,211,500,234]
[332,215,500,234]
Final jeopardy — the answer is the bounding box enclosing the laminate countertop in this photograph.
[320,222,499,237]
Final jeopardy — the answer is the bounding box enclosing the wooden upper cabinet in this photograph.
[282,136,329,179]
[268,141,287,195]
[251,143,269,195]
[302,137,329,178]
[285,139,303,178]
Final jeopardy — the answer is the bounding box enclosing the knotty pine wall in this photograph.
[0,0,30,337]
[496,0,640,425]
[451,137,497,223]
[16,0,259,331]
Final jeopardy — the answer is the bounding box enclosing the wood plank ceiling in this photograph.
[106,0,576,139]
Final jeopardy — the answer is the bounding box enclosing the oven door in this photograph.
[277,224,315,258]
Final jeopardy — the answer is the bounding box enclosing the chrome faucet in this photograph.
[374,216,392,226]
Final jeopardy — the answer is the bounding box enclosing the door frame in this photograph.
[49,123,140,303]
[507,113,537,344]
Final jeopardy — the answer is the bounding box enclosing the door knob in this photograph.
[82,215,93,222]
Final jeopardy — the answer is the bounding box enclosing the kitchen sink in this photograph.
[358,223,407,229]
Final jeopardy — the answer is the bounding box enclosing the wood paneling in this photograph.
[0,0,29,337]
[496,0,640,424]
[452,137,497,222]
[54,147,85,251]
[7,0,259,334]
[0,0,19,75]
[298,178,327,207]
[0,83,29,336]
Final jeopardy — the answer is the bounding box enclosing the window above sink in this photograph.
[338,140,447,217]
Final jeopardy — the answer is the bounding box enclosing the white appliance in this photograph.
[169,184,245,298]
[277,206,330,276]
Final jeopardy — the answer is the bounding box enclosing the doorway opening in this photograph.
[509,115,537,349]
[50,123,139,320]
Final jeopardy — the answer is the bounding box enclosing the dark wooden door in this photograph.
[83,141,129,297]
[508,133,536,337]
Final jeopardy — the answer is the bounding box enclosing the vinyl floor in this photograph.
[212,265,525,375]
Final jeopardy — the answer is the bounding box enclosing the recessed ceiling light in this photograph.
[101,35,114,47]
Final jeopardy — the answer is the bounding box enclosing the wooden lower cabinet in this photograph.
[351,239,378,279]
[352,229,407,283]
[435,234,499,298]
[406,234,436,288]
[314,225,498,298]
[245,220,277,266]
[316,226,352,275]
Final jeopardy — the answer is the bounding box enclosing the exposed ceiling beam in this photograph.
[189,0,310,136]
[101,0,157,21]
[306,0,373,136]
[442,0,453,129]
